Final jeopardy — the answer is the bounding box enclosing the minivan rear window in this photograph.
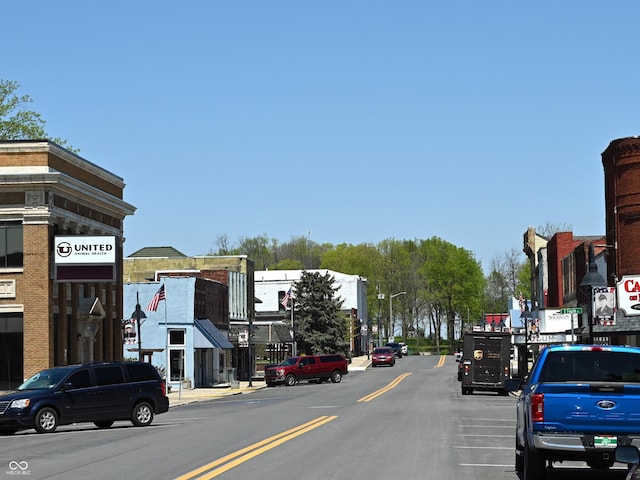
[126,363,158,382]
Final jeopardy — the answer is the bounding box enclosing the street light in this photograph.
[520,302,533,378]
[580,243,606,344]
[130,292,147,362]
[389,292,407,343]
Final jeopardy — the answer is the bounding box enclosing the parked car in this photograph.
[386,342,403,358]
[264,354,348,387]
[454,348,463,362]
[372,347,396,367]
[0,361,169,435]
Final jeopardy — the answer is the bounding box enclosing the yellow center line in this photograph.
[434,355,446,368]
[175,415,337,480]
[358,373,412,402]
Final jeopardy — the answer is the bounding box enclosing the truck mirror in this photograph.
[504,378,522,392]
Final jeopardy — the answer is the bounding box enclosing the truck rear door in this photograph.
[472,336,504,385]
[534,383,640,434]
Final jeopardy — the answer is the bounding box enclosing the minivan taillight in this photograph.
[161,381,166,397]
[531,393,544,422]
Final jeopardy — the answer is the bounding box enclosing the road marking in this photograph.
[434,355,446,368]
[175,415,337,480]
[458,424,514,428]
[453,446,513,449]
[459,417,515,422]
[358,373,412,402]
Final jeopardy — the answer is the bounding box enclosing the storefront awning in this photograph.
[194,319,234,350]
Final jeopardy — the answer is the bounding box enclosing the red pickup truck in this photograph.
[264,354,348,387]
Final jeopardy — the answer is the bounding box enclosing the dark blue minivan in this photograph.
[0,361,169,434]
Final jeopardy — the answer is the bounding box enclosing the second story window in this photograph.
[0,222,23,268]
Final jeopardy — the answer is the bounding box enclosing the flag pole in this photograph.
[164,288,169,393]
[291,296,296,356]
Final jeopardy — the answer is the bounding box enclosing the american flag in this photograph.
[518,292,524,312]
[145,285,166,312]
[281,288,292,309]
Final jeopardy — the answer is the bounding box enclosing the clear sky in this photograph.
[3,1,639,271]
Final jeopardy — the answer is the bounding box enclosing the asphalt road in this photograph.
[0,356,633,480]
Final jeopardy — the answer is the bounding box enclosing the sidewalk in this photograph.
[167,355,372,407]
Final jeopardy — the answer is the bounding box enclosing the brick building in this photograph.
[603,137,640,281]
[0,140,135,388]
[522,137,640,347]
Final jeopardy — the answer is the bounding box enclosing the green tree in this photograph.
[0,79,76,151]
[292,271,349,356]
[419,237,484,351]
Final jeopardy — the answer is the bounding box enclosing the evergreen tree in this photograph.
[293,271,349,356]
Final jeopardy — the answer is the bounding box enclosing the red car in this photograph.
[372,347,395,367]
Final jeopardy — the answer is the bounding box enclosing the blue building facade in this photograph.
[123,276,233,390]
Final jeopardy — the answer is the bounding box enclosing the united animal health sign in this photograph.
[54,236,117,282]
[617,275,640,316]
[55,236,116,264]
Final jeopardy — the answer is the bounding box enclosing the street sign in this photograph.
[560,308,583,314]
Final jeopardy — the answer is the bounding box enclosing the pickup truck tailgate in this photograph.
[535,383,640,434]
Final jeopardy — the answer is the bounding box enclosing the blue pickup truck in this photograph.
[506,344,640,479]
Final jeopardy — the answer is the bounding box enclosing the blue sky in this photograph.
[3,2,639,271]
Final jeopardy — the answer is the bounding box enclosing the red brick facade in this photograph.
[602,137,640,281]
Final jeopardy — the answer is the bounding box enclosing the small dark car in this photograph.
[386,342,403,358]
[0,361,169,435]
[372,347,396,367]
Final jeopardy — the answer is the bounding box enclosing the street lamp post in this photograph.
[580,243,606,344]
[389,292,407,343]
[130,292,147,362]
[377,291,384,347]
[520,301,532,378]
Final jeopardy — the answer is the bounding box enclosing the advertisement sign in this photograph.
[54,236,116,264]
[593,286,616,325]
[53,236,117,282]
[121,318,137,345]
[617,276,640,316]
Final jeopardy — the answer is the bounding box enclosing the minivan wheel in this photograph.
[285,374,297,386]
[331,370,342,383]
[34,407,59,433]
[94,420,115,429]
[131,402,154,427]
